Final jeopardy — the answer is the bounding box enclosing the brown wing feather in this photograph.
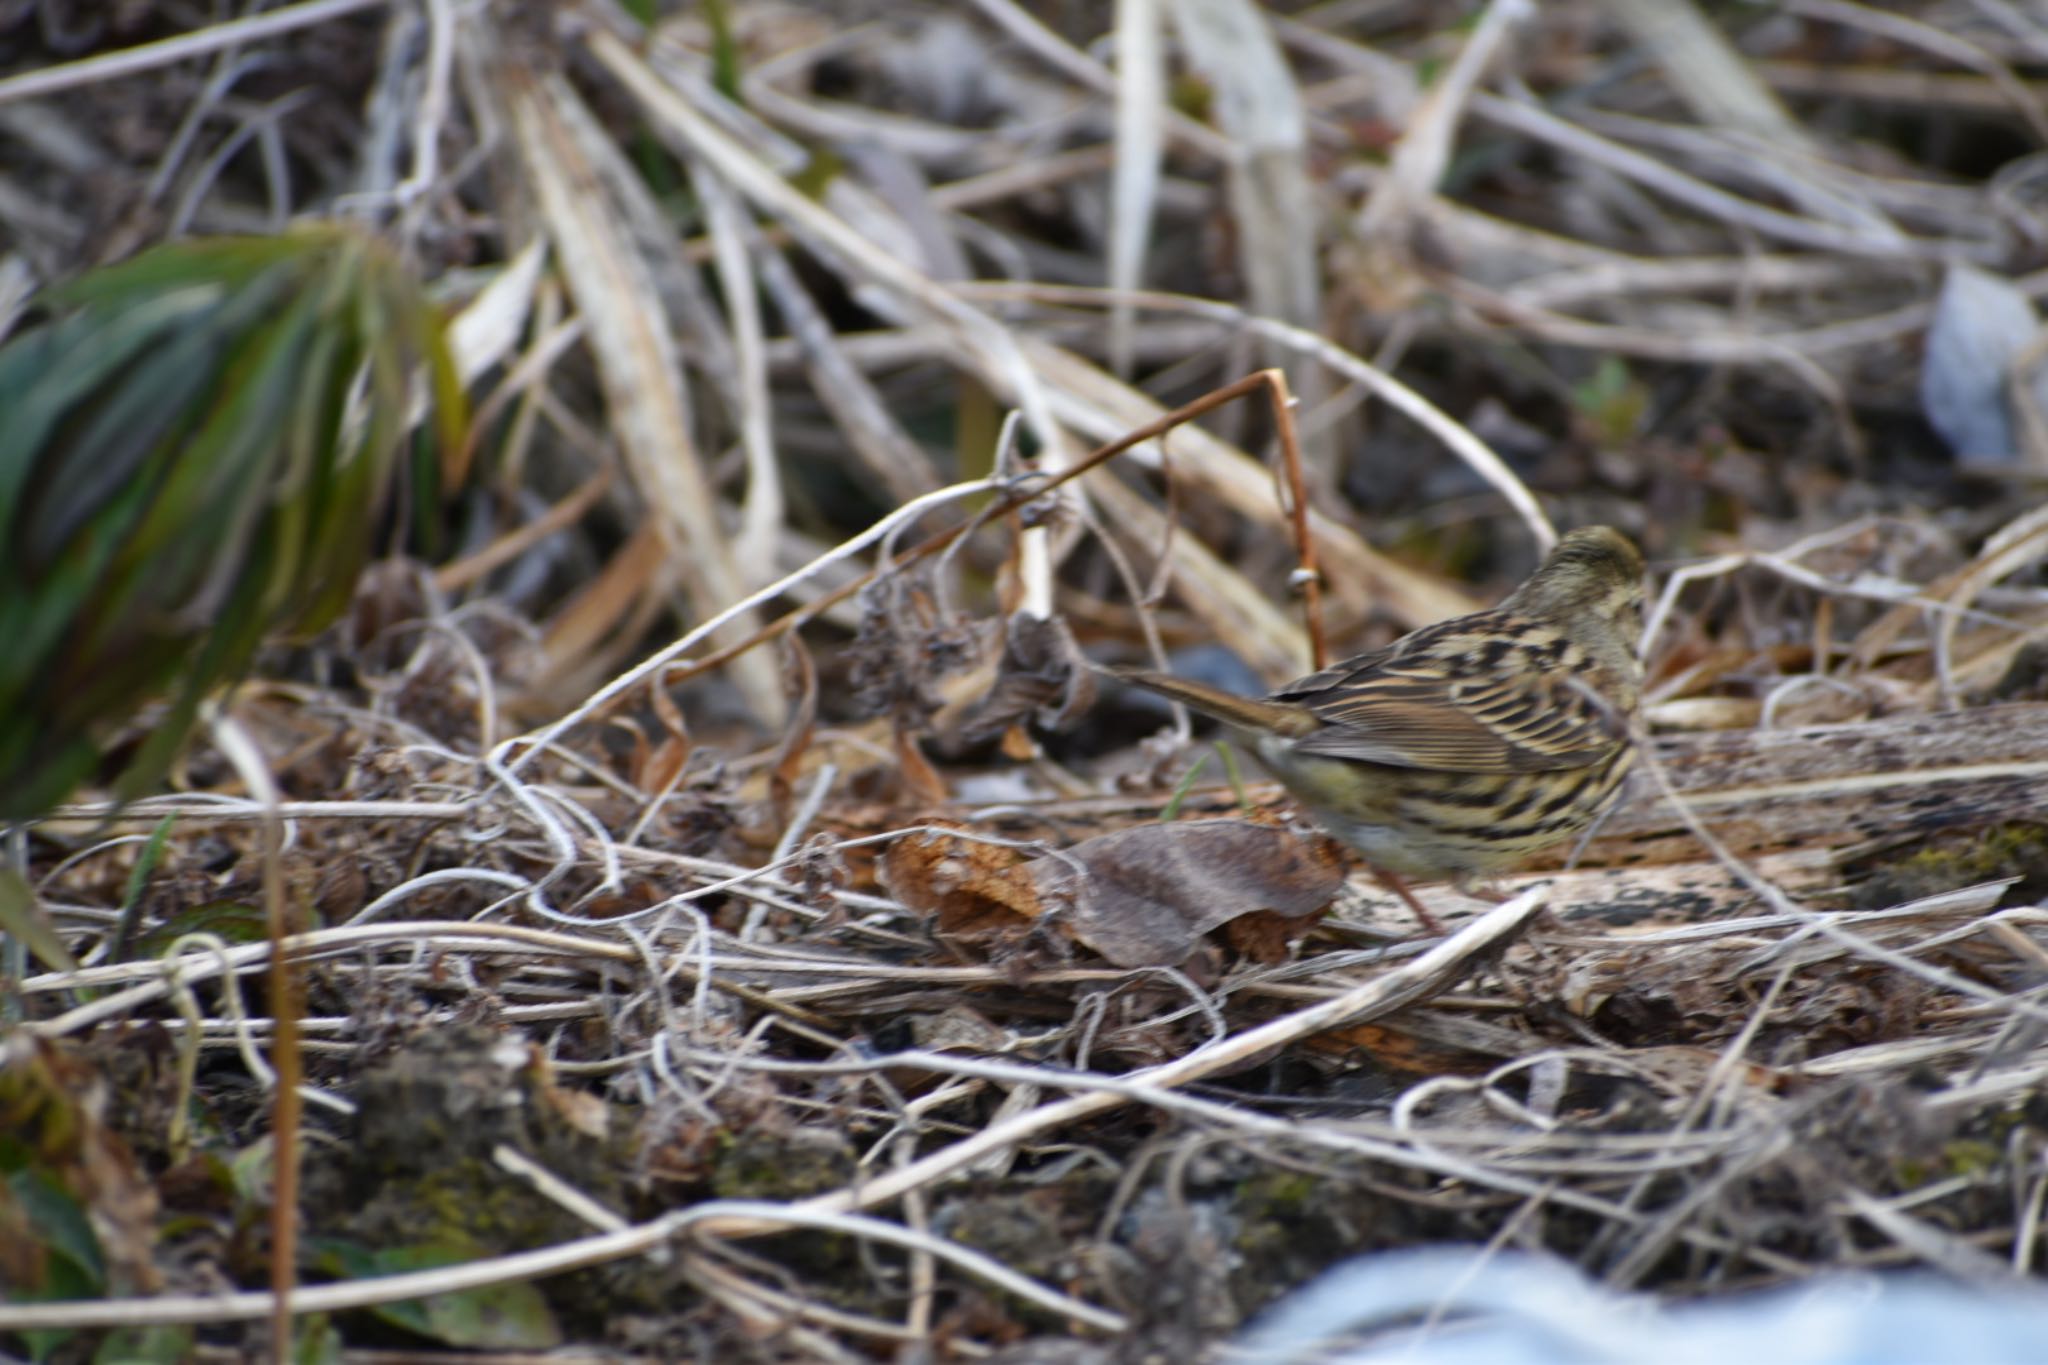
[1276,615,1627,773]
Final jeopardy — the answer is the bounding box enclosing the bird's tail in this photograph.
[1102,665,1319,737]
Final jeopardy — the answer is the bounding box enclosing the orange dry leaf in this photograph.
[883,818,1347,967]
[642,676,693,794]
[881,821,1045,940]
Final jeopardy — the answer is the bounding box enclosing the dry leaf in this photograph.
[769,634,820,811]
[894,725,951,805]
[1222,908,1307,963]
[642,673,693,796]
[847,567,982,726]
[953,612,1098,745]
[539,522,667,689]
[886,818,1344,966]
[1031,819,1345,967]
[881,822,1044,940]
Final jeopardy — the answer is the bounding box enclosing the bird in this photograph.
[1107,526,1645,932]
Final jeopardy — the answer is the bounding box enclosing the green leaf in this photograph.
[228,1136,274,1207]
[1159,752,1211,821]
[93,1326,194,1365]
[307,1240,562,1349]
[0,867,79,974]
[1569,356,1649,447]
[291,1314,344,1365]
[8,1166,106,1287]
[24,1325,75,1363]
[108,814,178,963]
[120,815,176,914]
[704,0,743,104]
[0,286,220,499]
[134,901,268,956]
[0,226,471,822]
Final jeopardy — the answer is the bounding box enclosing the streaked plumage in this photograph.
[1111,526,1645,929]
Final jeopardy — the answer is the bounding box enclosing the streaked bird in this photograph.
[1110,526,1645,930]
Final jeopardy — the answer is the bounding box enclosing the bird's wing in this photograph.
[1277,622,1628,773]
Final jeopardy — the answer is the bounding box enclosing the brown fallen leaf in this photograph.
[881,821,1045,941]
[883,818,1346,967]
[1031,819,1346,968]
[1223,908,1313,964]
[952,612,1098,746]
[768,633,820,812]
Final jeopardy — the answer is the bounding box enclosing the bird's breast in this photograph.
[1255,734,1636,878]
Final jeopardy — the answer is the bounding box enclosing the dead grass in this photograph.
[7,0,2048,1359]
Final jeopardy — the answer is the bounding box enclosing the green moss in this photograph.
[1225,1165,1452,1317]
[930,1177,1118,1334]
[1854,823,2048,909]
[709,1125,855,1201]
[1940,1139,2003,1178]
[304,1025,668,1338]
[1234,1170,1318,1218]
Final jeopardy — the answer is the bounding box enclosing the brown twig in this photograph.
[669,368,1326,688]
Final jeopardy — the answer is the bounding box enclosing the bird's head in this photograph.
[1506,526,1645,643]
